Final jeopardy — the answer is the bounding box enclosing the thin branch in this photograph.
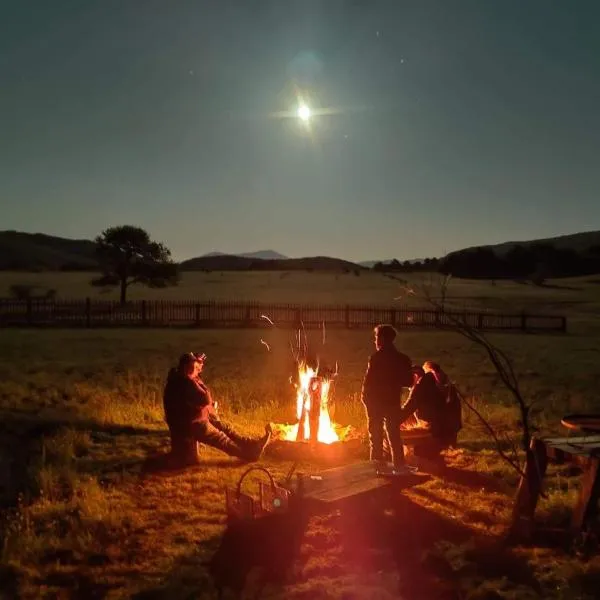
[456,388,526,479]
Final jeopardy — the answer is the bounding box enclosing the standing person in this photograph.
[361,324,413,470]
[163,352,272,463]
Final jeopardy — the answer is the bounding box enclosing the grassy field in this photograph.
[2,270,600,313]
[1,273,600,598]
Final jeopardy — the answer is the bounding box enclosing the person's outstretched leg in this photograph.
[209,417,272,459]
[210,416,254,445]
[193,421,249,460]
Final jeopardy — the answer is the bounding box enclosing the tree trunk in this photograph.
[120,278,127,304]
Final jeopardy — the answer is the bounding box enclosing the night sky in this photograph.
[1,1,599,262]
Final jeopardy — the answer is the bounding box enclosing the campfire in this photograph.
[259,318,359,461]
[269,360,357,460]
[275,361,350,444]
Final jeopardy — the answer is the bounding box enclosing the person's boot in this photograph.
[251,425,272,461]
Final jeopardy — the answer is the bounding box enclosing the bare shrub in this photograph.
[9,283,37,300]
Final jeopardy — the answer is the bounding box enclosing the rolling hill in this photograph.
[2,229,599,273]
[0,231,98,270]
[0,231,361,272]
[179,254,364,272]
[457,230,600,257]
[201,250,288,260]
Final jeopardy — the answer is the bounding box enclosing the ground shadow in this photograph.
[141,453,244,478]
[0,408,172,510]
[513,279,581,291]
[440,465,514,495]
[536,282,582,291]
[0,407,166,439]
[407,455,515,495]
[132,494,310,600]
[338,492,542,599]
[130,533,224,600]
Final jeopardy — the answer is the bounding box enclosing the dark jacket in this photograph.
[399,372,446,435]
[163,368,215,434]
[361,344,412,409]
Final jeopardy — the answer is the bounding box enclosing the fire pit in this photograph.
[266,360,362,462]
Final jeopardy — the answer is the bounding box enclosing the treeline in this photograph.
[373,243,600,280]
[372,258,440,272]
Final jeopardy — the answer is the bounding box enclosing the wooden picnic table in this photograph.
[296,460,425,513]
[511,432,600,539]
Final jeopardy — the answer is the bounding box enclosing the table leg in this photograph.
[509,438,548,541]
[571,456,600,534]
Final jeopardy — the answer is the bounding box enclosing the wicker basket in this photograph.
[225,466,291,523]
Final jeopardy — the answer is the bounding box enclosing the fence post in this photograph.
[477,313,483,330]
[195,303,201,326]
[85,298,91,328]
[560,316,567,333]
[391,309,396,328]
[141,300,147,326]
[521,312,527,332]
[345,305,350,328]
[26,297,33,325]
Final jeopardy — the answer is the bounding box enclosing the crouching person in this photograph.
[423,361,462,447]
[398,365,447,459]
[163,352,272,465]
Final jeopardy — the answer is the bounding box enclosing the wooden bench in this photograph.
[510,433,600,539]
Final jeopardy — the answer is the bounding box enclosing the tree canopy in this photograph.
[91,225,179,303]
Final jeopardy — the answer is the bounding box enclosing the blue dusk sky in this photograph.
[1,1,599,261]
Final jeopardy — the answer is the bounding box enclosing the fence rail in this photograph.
[0,298,567,333]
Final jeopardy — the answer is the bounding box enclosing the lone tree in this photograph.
[91,225,179,304]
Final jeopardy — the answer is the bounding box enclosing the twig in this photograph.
[456,388,526,479]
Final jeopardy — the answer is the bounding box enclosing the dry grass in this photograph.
[2,270,600,319]
[1,273,600,598]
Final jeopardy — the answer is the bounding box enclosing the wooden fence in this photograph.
[0,298,567,333]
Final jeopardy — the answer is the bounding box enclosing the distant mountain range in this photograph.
[0,231,363,272]
[1,229,599,272]
[180,254,364,272]
[201,250,288,260]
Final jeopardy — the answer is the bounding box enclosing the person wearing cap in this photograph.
[361,324,413,470]
[163,352,272,463]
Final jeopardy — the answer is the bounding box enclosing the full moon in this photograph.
[297,104,311,122]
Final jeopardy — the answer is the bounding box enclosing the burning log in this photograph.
[308,377,321,444]
[295,374,322,443]
[274,358,348,446]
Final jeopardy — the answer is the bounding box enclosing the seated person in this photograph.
[398,365,447,443]
[422,361,462,446]
[163,352,272,462]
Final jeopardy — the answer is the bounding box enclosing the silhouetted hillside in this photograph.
[201,250,288,260]
[458,230,600,256]
[180,254,364,272]
[4,228,599,277]
[0,231,98,270]
[439,231,600,279]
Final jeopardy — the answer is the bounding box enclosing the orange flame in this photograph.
[279,361,341,445]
